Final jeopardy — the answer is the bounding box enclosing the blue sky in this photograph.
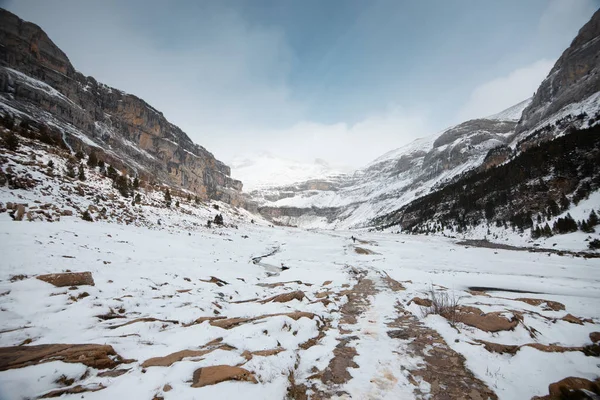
[4,0,599,168]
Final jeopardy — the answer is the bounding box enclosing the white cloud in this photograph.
[457,59,554,121]
[228,106,431,169]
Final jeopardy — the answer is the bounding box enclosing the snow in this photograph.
[231,152,350,192]
[0,215,598,399]
[485,97,532,121]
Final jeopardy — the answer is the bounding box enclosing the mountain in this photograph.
[0,9,247,207]
[230,152,348,192]
[375,9,600,236]
[252,98,533,228]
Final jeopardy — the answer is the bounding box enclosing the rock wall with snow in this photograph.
[0,9,247,206]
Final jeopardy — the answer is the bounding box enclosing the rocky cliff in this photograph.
[513,8,600,142]
[0,9,246,205]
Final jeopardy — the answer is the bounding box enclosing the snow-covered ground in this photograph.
[1,214,598,399]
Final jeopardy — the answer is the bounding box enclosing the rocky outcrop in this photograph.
[0,9,245,205]
[515,9,600,139]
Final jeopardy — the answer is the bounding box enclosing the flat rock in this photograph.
[0,343,125,371]
[191,365,257,387]
[37,272,95,287]
[408,297,433,307]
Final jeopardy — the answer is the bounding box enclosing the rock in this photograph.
[14,204,25,221]
[0,344,127,371]
[39,384,105,398]
[548,377,600,398]
[561,314,584,325]
[322,280,332,286]
[162,384,172,392]
[61,209,73,216]
[0,9,248,207]
[191,365,257,388]
[142,349,213,368]
[590,332,600,343]
[260,290,306,303]
[456,306,519,332]
[37,272,95,287]
[408,297,433,307]
[515,298,565,311]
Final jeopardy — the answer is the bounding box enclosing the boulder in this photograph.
[191,365,257,387]
[37,272,95,287]
[590,332,600,343]
[548,377,600,398]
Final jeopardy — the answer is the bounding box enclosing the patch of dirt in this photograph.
[320,336,359,385]
[387,305,498,400]
[37,272,95,287]
[241,347,285,361]
[0,344,131,371]
[191,365,257,388]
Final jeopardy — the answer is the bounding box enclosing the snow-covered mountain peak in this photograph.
[230,152,350,192]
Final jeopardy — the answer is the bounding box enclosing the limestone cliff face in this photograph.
[515,9,600,137]
[0,9,246,205]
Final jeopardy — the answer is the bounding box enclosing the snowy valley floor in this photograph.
[0,218,599,399]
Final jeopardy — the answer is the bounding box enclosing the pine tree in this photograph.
[107,165,117,180]
[135,193,141,204]
[4,131,19,151]
[47,160,54,169]
[133,176,140,189]
[175,200,180,207]
[164,188,172,207]
[78,163,86,181]
[588,210,599,227]
[87,152,98,168]
[195,196,200,205]
[559,194,570,211]
[65,162,76,179]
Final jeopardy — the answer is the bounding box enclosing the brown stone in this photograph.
[61,209,73,216]
[548,377,600,398]
[408,297,433,307]
[457,306,518,332]
[260,290,306,303]
[590,332,600,343]
[191,365,257,388]
[322,280,332,286]
[561,314,584,325]
[37,272,95,287]
[0,344,126,371]
[39,384,105,398]
[514,298,565,311]
[142,349,212,368]
[162,384,172,392]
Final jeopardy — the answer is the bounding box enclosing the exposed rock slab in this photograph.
[37,272,94,287]
[0,344,127,371]
[191,365,257,388]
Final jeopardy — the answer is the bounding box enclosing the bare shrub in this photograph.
[421,285,461,325]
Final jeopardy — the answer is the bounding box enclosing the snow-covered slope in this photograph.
[230,153,349,192]
[252,101,529,229]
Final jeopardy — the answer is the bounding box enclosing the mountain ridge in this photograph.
[0,8,248,207]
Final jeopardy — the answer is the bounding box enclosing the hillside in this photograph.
[374,9,600,250]
[0,9,247,207]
